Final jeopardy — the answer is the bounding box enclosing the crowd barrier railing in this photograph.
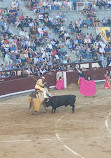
[0,61,111,97]
[0,61,103,82]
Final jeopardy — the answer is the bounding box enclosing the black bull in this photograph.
[45,95,76,113]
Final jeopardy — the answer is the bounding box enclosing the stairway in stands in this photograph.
[96,8,111,20]
[49,9,85,61]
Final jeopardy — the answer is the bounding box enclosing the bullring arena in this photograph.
[0,83,111,158]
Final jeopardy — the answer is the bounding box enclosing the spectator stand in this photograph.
[0,0,110,82]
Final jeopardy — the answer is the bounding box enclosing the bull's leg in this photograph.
[54,108,56,113]
[51,108,56,113]
[51,108,54,113]
[72,104,75,113]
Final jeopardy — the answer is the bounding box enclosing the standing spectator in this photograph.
[73,0,77,10]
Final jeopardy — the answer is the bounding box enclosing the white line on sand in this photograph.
[56,132,85,158]
[55,109,85,158]
[43,138,54,141]
[0,103,24,105]
[105,112,111,134]
[43,138,69,141]
[55,98,111,158]
[90,136,111,139]
[1,140,32,143]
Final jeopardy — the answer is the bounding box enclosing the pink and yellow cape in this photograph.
[55,79,64,90]
[104,76,111,89]
[78,77,97,96]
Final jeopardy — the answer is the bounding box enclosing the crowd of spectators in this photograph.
[25,0,77,11]
[0,20,70,78]
[0,0,111,79]
[67,3,111,68]
[96,0,111,9]
[23,0,111,69]
[68,23,111,67]
[82,5,100,28]
[0,0,71,78]
[101,17,111,27]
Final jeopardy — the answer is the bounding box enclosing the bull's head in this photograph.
[45,98,50,107]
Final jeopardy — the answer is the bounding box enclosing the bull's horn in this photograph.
[45,98,49,102]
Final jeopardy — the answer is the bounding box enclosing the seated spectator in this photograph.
[40,66,46,75]
[10,70,16,76]
[26,67,31,76]
[86,17,91,27]
[102,17,107,27]
[60,13,66,22]
[107,17,111,27]
[99,53,107,67]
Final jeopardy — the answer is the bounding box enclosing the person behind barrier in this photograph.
[35,76,49,99]
[86,75,92,81]
[77,68,85,78]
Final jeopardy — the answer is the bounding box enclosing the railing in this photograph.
[0,61,110,82]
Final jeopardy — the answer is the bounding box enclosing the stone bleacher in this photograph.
[96,8,111,21]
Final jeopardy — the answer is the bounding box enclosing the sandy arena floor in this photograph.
[0,83,111,158]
